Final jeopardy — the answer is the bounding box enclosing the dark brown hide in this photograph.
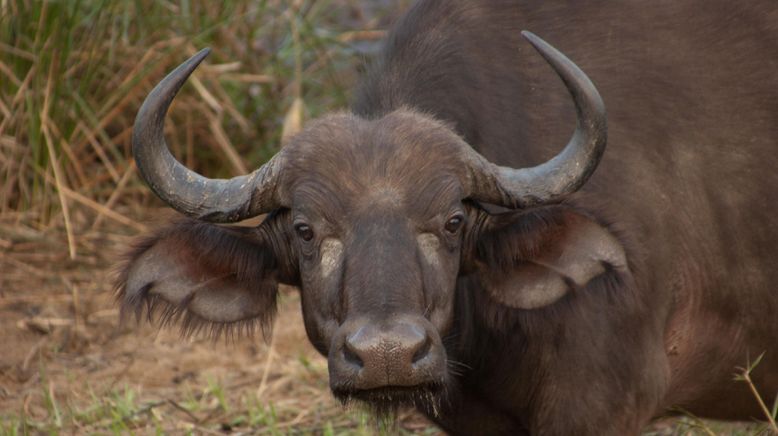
[356,0,778,430]
[119,0,778,435]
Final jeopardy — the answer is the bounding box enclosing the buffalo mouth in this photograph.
[331,383,445,416]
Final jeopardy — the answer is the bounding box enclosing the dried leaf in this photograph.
[281,97,306,146]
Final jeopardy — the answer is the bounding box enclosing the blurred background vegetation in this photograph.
[0,0,394,256]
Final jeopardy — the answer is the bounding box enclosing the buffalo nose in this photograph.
[344,322,431,370]
[331,317,444,390]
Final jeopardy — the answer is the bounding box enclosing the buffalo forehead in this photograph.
[288,110,465,180]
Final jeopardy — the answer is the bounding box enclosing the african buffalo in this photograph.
[118,1,778,434]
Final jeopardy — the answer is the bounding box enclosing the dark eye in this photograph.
[444,214,464,234]
[295,223,314,242]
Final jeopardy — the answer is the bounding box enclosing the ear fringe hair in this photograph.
[116,282,278,342]
[113,217,280,342]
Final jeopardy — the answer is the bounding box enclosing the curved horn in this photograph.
[465,31,607,208]
[132,48,286,222]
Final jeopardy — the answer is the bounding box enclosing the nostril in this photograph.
[411,335,432,364]
[343,341,364,368]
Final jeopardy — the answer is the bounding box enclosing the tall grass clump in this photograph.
[0,0,386,256]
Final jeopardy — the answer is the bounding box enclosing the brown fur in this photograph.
[119,1,778,434]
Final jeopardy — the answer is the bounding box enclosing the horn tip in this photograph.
[520,30,549,53]
[192,47,212,64]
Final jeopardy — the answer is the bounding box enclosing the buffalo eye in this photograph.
[444,214,465,234]
[295,223,314,242]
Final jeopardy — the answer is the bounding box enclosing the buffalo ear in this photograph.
[115,211,297,339]
[470,206,627,309]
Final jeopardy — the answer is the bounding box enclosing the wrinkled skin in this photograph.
[118,0,778,435]
[279,113,471,400]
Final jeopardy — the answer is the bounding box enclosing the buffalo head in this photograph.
[118,32,611,412]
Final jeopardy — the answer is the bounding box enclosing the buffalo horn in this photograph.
[464,31,607,208]
[132,48,285,222]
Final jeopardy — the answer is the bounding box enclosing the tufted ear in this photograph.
[468,205,627,309]
[115,211,298,339]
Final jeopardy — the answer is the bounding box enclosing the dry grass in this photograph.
[0,0,392,238]
[0,0,774,434]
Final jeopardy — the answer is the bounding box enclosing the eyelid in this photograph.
[293,215,309,227]
[448,210,465,220]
